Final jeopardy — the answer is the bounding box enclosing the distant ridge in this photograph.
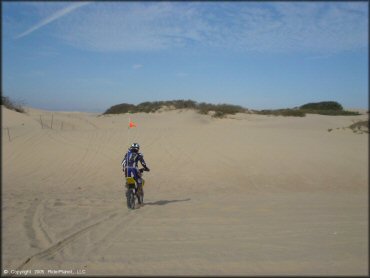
[103,100,361,118]
[103,99,247,118]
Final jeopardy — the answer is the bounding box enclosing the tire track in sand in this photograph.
[24,199,53,250]
[16,210,120,271]
[85,205,153,257]
[16,202,151,271]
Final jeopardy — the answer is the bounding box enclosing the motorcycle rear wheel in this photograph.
[126,189,136,209]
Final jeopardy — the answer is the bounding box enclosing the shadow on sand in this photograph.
[144,198,191,206]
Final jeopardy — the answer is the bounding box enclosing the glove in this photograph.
[144,167,150,172]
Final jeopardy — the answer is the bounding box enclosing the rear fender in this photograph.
[126,177,136,185]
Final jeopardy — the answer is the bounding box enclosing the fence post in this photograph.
[7,127,11,142]
[40,115,44,129]
[51,114,54,129]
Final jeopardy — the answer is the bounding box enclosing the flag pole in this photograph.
[128,113,131,149]
[126,113,130,178]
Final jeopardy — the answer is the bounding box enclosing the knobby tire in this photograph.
[126,189,136,209]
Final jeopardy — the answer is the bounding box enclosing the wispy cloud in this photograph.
[132,64,143,70]
[14,2,368,54]
[27,70,45,77]
[15,2,90,39]
[175,72,188,78]
[305,54,333,60]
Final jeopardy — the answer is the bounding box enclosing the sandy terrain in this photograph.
[2,105,368,275]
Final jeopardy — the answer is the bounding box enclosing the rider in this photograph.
[121,143,150,189]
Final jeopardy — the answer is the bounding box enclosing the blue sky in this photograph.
[2,1,368,112]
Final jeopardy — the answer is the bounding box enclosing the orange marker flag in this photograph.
[129,121,136,128]
[129,117,136,128]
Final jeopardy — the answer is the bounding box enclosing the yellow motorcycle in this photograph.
[125,168,147,209]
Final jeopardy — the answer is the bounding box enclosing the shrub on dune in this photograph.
[103,103,136,114]
[1,96,25,113]
[255,109,306,117]
[299,101,360,115]
[103,99,246,118]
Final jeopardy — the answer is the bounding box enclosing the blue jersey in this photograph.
[121,150,147,169]
[121,150,147,182]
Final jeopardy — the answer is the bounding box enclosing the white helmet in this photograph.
[130,143,140,152]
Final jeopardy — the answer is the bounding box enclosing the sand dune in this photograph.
[2,105,368,275]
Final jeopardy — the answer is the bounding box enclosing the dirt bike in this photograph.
[125,168,148,209]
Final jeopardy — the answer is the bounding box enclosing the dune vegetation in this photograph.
[103,100,361,118]
[253,109,306,117]
[348,120,369,134]
[298,101,360,116]
[1,96,25,113]
[103,99,247,118]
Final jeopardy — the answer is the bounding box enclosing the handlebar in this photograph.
[123,167,150,173]
[139,167,150,173]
